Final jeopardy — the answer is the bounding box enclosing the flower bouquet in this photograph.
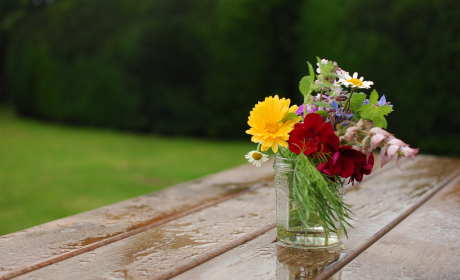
[245,58,419,248]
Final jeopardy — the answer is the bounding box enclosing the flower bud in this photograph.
[336,95,348,102]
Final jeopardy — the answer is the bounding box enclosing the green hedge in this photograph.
[5,0,460,156]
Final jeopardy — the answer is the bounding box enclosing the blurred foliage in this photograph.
[0,0,33,102]
[2,0,460,155]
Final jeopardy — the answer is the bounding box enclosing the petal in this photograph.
[333,151,340,165]
[369,127,392,137]
[304,113,324,131]
[341,147,366,163]
[264,137,274,150]
[402,147,419,160]
[395,153,403,171]
[332,101,338,110]
[370,134,386,150]
[272,142,279,153]
[362,135,372,158]
[340,157,355,178]
[387,138,408,147]
[275,137,288,148]
[344,127,360,142]
[380,145,391,167]
[387,145,400,158]
[379,95,386,106]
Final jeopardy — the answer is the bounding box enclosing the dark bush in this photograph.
[5,0,460,156]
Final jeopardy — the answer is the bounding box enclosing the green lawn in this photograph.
[0,108,255,236]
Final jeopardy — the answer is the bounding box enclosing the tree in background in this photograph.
[3,0,460,156]
[0,0,37,102]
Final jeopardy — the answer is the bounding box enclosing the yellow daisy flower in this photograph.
[245,95,299,153]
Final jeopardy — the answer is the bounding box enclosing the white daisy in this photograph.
[338,72,374,89]
[245,150,269,167]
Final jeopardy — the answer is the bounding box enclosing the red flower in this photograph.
[288,113,339,157]
[351,152,374,183]
[317,146,374,184]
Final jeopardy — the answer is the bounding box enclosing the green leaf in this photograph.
[368,89,379,106]
[324,72,339,78]
[374,105,393,116]
[352,112,361,122]
[372,116,388,129]
[318,80,332,88]
[312,102,334,109]
[299,76,312,96]
[315,110,330,117]
[307,62,315,84]
[357,104,372,112]
[360,109,373,120]
[350,93,366,110]
[279,112,300,123]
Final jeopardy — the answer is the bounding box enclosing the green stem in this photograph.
[318,89,324,103]
[344,88,356,112]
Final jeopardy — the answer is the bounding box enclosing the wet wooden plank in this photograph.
[1,154,385,280]
[5,155,459,280]
[12,185,278,280]
[0,162,274,280]
[171,228,343,280]
[337,172,460,279]
[169,156,460,280]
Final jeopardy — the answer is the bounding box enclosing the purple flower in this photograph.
[363,95,393,107]
[331,101,354,120]
[378,95,386,106]
[295,104,319,115]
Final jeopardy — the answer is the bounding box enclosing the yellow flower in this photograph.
[245,95,299,153]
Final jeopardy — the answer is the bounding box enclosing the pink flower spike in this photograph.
[357,119,373,130]
[387,138,409,147]
[362,135,372,159]
[380,145,391,167]
[370,134,386,150]
[387,144,400,158]
[395,153,403,171]
[369,127,392,137]
[401,146,419,160]
[345,127,360,142]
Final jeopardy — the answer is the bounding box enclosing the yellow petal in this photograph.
[272,142,279,153]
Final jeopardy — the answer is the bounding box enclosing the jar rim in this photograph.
[273,153,296,171]
[274,153,296,161]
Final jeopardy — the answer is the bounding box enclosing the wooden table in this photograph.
[1,155,459,280]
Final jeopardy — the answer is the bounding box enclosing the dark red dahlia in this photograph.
[288,113,339,157]
[317,146,373,184]
[350,152,374,183]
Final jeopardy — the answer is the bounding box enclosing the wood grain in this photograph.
[170,156,460,280]
[5,155,459,280]
[337,172,460,279]
[0,161,274,280]
[12,184,278,280]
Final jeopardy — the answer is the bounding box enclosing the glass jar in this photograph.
[274,154,342,249]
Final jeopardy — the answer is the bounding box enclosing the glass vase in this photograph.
[274,154,342,249]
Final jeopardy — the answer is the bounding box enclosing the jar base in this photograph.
[277,228,341,249]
